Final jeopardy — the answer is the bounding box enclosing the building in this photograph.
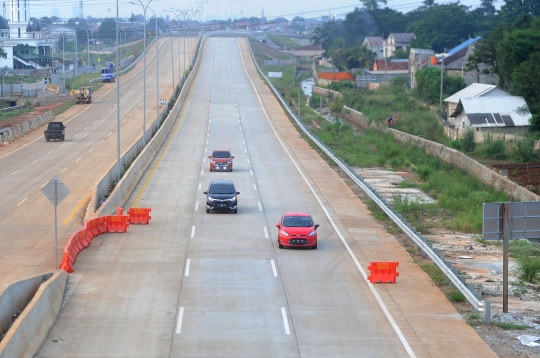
[450,96,531,136]
[362,36,384,59]
[444,83,510,125]
[383,33,416,58]
[316,71,354,86]
[409,48,435,89]
[0,0,55,71]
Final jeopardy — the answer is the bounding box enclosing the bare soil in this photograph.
[0,94,73,129]
[490,162,540,195]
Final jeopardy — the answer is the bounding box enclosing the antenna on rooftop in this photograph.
[79,0,83,19]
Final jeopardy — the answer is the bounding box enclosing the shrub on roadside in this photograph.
[515,256,540,283]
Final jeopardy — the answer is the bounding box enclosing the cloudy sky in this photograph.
[26,0,500,22]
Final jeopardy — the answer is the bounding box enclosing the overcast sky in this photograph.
[27,0,500,23]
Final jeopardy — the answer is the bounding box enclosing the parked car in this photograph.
[204,179,240,213]
[44,121,66,141]
[208,150,234,172]
[276,212,319,249]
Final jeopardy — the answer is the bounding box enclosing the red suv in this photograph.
[209,150,234,172]
[276,212,319,249]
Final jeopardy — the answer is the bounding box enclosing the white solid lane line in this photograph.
[195,201,199,211]
[271,260,278,277]
[191,226,195,238]
[263,226,268,239]
[258,202,262,211]
[253,183,257,191]
[175,307,184,334]
[185,259,191,277]
[281,308,291,335]
[16,198,28,207]
[60,168,67,173]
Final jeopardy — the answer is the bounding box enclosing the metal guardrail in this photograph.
[246,39,483,310]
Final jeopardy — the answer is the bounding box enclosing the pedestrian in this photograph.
[387,116,393,127]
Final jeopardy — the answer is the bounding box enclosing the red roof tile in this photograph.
[318,72,354,81]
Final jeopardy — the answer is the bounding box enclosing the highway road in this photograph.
[37,37,496,357]
[0,35,197,286]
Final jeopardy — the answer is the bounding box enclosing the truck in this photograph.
[70,87,92,104]
[101,62,115,83]
[44,122,66,142]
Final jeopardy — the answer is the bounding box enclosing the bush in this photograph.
[330,97,343,114]
[514,136,536,162]
[509,240,540,257]
[515,256,540,283]
[482,133,506,159]
[421,263,447,285]
[310,93,322,109]
[462,128,476,152]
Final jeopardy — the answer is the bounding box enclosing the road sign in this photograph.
[148,31,152,36]
[483,202,540,240]
[41,176,70,207]
[268,72,282,78]
[41,176,70,269]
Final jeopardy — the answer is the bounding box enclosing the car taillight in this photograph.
[280,230,289,237]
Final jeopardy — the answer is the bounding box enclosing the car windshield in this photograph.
[212,151,231,159]
[209,185,235,194]
[283,216,313,227]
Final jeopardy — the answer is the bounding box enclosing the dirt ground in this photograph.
[490,162,540,195]
[0,94,73,129]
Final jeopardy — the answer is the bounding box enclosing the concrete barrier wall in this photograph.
[0,109,54,147]
[86,35,206,219]
[0,274,45,338]
[312,86,342,99]
[341,105,540,202]
[0,270,67,358]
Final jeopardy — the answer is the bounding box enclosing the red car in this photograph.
[276,212,319,249]
[209,150,234,172]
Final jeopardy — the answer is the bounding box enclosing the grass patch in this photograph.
[446,288,466,302]
[365,198,389,222]
[509,240,540,257]
[515,256,540,283]
[492,322,531,330]
[53,100,76,116]
[466,312,483,325]
[421,263,447,286]
[267,34,302,48]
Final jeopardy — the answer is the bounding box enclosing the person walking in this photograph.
[387,116,393,127]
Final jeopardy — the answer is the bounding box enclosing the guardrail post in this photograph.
[484,300,490,325]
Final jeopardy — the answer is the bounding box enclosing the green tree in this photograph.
[98,18,117,43]
[511,51,540,115]
[406,3,476,52]
[414,67,465,104]
[310,20,344,55]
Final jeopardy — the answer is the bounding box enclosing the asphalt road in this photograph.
[0,36,197,286]
[37,37,496,357]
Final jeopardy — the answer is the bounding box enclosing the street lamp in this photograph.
[165,9,182,88]
[148,6,159,126]
[130,0,153,146]
[76,26,90,73]
[116,0,121,182]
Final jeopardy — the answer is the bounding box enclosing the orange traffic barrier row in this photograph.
[58,213,139,273]
[367,262,399,284]
[127,208,151,224]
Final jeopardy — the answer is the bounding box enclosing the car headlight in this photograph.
[210,160,215,164]
[208,197,217,202]
[227,196,236,201]
[280,230,289,237]
[227,160,232,164]
[308,230,316,237]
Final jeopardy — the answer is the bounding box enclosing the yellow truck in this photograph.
[70,87,92,104]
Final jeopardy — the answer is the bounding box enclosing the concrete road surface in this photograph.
[0,37,196,287]
[38,37,496,357]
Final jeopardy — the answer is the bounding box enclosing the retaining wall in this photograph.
[0,270,67,358]
[312,86,342,99]
[0,109,54,147]
[86,35,206,220]
[341,105,540,202]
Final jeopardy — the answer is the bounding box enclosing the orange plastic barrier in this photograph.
[105,215,129,233]
[127,208,152,225]
[367,262,399,284]
[116,207,123,215]
[59,215,130,273]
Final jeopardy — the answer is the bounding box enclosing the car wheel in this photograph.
[206,209,210,213]
[233,209,237,214]
[62,135,65,141]
[312,243,317,249]
[278,242,284,249]
[45,137,49,142]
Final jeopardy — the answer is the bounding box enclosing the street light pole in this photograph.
[75,31,78,77]
[165,9,182,89]
[148,7,159,126]
[163,9,175,89]
[116,0,121,181]
[132,0,153,146]
[76,26,89,73]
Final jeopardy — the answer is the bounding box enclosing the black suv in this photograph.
[204,179,240,213]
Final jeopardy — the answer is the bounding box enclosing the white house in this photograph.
[0,0,55,71]
[444,83,510,125]
[383,33,416,58]
[450,96,531,135]
[362,36,384,59]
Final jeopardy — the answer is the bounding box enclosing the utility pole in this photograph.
[440,49,445,113]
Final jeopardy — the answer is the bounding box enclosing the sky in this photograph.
[25,0,503,23]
